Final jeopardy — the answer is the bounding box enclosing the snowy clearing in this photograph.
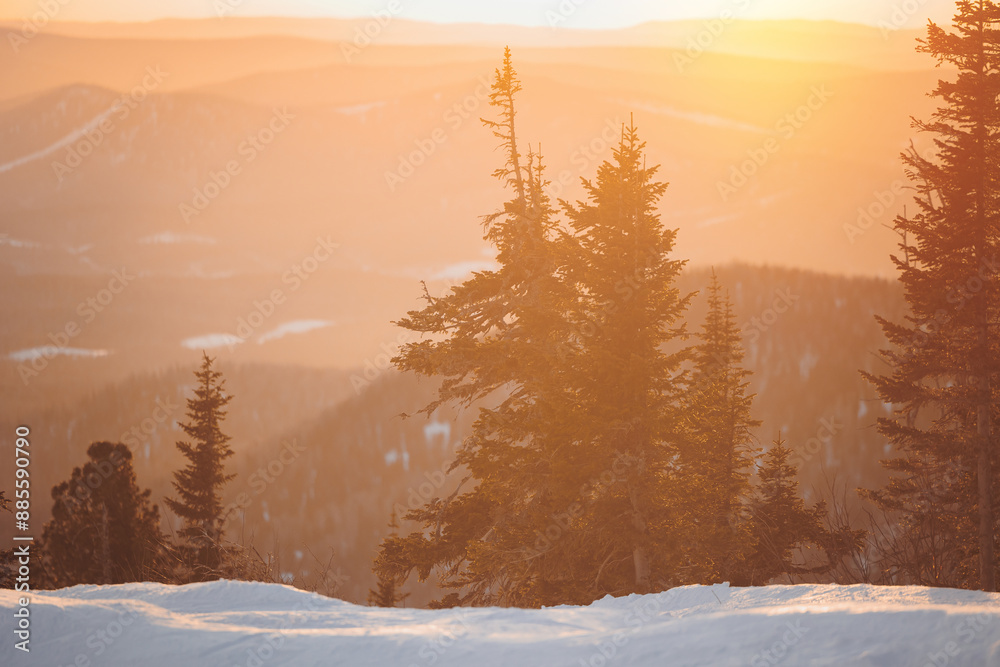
[2,581,999,666]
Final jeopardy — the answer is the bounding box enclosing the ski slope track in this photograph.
[0,106,118,175]
[1,581,999,666]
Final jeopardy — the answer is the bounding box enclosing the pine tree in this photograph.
[863,0,1000,591]
[369,511,409,607]
[165,352,236,577]
[374,48,576,607]
[684,272,761,582]
[558,117,694,595]
[40,442,165,586]
[738,436,828,585]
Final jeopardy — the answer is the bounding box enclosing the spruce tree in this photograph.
[863,0,1000,591]
[374,48,576,607]
[40,442,165,586]
[558,117,694,594]
[369,511,409,607]
[738,436,828,585]
[684,272,761,582]
[165,352,236,576]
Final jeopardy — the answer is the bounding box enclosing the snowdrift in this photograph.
[2,581,999,666]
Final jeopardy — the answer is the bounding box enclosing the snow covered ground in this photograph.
[2,581,998,666]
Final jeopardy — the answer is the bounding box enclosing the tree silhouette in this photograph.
[166,352,236,578]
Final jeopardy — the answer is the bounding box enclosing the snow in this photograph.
[181,333,244,350]
[431,261,498,281]
[138,232,217,245]
[256,319,333,344]
[7,346,110,362]
[2,581,998,666]
[423,417,451,449]
[335,101,387,116]
[0,106,118,175]
[696,213,740,229]
[0,235,41,249]
[798,348,819,380]
[619,100,770,135]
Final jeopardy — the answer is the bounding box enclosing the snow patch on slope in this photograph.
[257,319,333,344]
[335,101,386,116]
[0,235,40,249]
[138,232,217,245]
[431,260,498,281]
[181,333,243,350]
[0,106,118,175]
[8,347,110,362]
[619,100,770,135]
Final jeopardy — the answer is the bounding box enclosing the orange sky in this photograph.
[0,0,956,29]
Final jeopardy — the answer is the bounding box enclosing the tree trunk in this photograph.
[977,327,995,591]
[972,26,995,591]
[628,479,651,593]
[100,504,112,584]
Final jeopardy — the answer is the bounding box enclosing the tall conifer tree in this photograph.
[739,436,828,585]
[863,0,1000,591]
[559,118,693,594]
[166,352,236,576]
[41,442,165,586]
[374,49,576,607]
[685,272,761,581]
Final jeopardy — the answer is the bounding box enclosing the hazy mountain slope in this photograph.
[0,266,907,603]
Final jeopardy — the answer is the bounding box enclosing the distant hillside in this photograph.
[0,28,940,382]
[0,19,930,69]
[0,265,907,603]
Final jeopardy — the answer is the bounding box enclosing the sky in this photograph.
[0,0,956,29]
